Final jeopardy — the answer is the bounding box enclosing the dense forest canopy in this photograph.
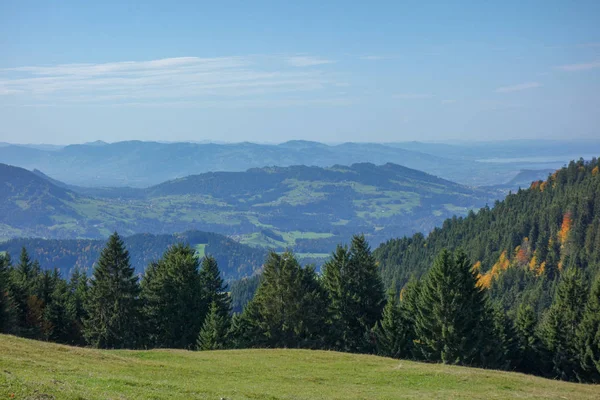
[375,158,600,305]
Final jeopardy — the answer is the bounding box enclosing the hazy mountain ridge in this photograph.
[0,140,583,188]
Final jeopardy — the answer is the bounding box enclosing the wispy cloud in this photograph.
[0,56,340,105]
[495,82,541,93]
[393,93,433,99]
[556,60,600,71]
[285,56,334,67]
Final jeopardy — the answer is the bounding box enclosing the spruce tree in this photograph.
[43,278,73,343]
[322,235,385,352]
[0,253,15,333]
[198,255,231,321]
[489,303,519,370]
[9,248,43,338]
[514,303,543,374]
[67,267,88,345]
[541,266,587,381]
[577,274,600,382]
[374,291,412,359]
[141,244,203,349]
[197,301,230,350]
[415,249,492,366]
[83,232,141,349]
[238,251,329,348]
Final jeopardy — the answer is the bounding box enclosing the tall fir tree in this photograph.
[237,251,329,348]
[541,266,587,381]
[576,274,600,382]
[9,248,44,338]
[0,253,15,333]
[514,303,544,374]
[67,267,88,345]
[197,301,230,350]
[141,244,203,349]
[198,255,231,321]
[374,290,412,359]
[322,235,385,352]
[415,249,494,366]
[43,278,73,344]
[83,232,141,349]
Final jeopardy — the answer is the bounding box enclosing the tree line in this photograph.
[1,232,599,383]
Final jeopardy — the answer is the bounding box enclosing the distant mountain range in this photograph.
[0,162,499,253]
[2,139,595,188]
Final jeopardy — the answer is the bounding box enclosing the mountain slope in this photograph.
[0,163,80,229]
[0,163,499,252]
[374,157,600,310]
[1,335,597,400]
[0,231,266,280]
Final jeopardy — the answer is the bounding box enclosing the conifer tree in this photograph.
[514,303,543,374]
[141,244,203,349]
[488,304,519,370]
[0,253,15,333]
[197,301,230,350]
[374,291,412,359]
[415,249,493,366]
[9,248,44,338]
[67,267,88,344]
[43,278,73,343]
[83,232,141,349]
[322,235,385,352]
[541,266,587,381]
[577,274,600,382]
[198,255,231,321]
[238,251,329,348]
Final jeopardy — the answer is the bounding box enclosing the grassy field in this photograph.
[1,335,598,400]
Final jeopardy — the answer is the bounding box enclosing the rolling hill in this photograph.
[0,162,499,254]
[1,335,597,400]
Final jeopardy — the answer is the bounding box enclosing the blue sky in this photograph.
[1,1,599,144]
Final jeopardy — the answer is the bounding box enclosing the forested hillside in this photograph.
[0,231,265,280]
[375,157,600,313]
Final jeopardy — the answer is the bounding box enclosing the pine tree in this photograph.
[488,303,519,370]
[237,251,329,348]
[83,232,141,349]
[67,267,88,345]
[198,255,231,321]
[374,291,412,358]
[0,253,15,333]
[43,278,73,343]
[541,266,587,381]
[514,303,543,374]
[197,301,230,350]
[415,249,493,366]
[322,235,385,352]
[141,244,203,349]
[577,274,600,382]
[9,248,44,338]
